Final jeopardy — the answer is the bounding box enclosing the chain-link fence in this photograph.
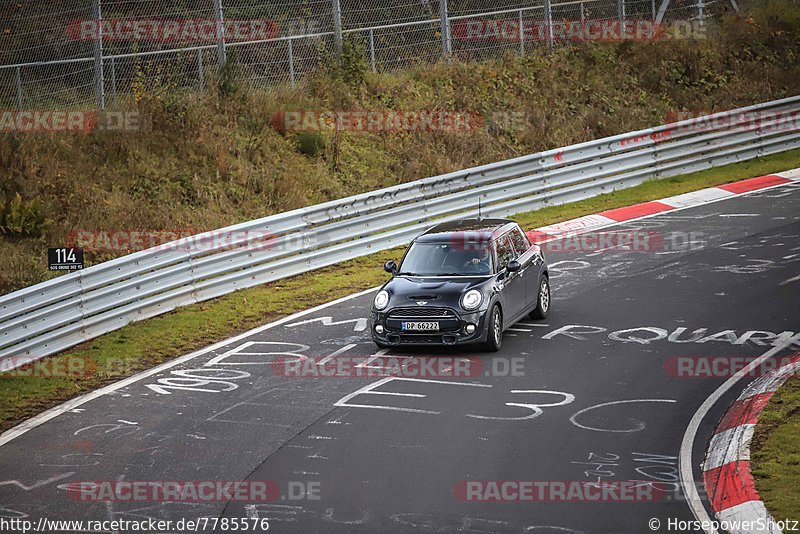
[0,0,745,110]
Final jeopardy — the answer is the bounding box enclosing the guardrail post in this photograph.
[332,0,343,55]
[213,0,227,72]
[110,56,117,106]
[439,0,452,61]
[369,29,376,72]
[93,0,105,109]
[16,67,22,111]
[544,0,553,51]
[518,10,524,55]
[198,52,205,94]
[288,38,295,87]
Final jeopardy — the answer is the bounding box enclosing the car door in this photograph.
[508,226,542,312]
[495,232,526,322]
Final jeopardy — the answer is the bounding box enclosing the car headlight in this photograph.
[460,289,483,310]
[374,290,390,310]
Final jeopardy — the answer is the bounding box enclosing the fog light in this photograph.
[465,324,476,334]
[375,324,385,334]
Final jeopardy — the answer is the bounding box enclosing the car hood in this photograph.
[382,275,490,305]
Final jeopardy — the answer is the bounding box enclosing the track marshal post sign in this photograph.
[48,247,84,271]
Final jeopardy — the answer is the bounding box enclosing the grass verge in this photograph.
[751,373,800,521]
[2,149,800,433]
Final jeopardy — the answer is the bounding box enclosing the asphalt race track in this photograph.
[1,181,799,533]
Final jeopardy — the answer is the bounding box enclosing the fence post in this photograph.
[618,0,625,26]
[518,10,524,55]
[16,67,22,111]
[110,56,117,106]
[93,0,105,109]
[332,0,343,55]
[580,2,585,24]
[213,0,227,72]
[369,29,376,72]
[696,0,704,19]
[655,0,671,24]
[198,52,204,94]
[439,0,451,60]
[288,38,295,87]
[544,0,553,51]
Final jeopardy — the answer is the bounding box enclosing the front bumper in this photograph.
[370,307,490,346]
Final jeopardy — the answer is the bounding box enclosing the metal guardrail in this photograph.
[2,94,800,365]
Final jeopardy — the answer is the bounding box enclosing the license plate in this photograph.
[401,321,439,331]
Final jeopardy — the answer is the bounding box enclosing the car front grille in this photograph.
[398,335,444,344]
[388,307,456,319]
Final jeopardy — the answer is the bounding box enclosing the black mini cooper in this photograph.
[370,218,550,351]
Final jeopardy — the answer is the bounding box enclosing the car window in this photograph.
[509,227,531,254]
[495,234,516,271]
[398,242,493,276]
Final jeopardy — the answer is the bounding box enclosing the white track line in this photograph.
[317,343,358,365]
[779,273,800,286]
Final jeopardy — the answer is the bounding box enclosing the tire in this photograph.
[483,305,503,352]
[529,276,550,320]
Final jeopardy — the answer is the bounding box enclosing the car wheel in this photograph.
[529,276,550,320]
[484,305,503,352]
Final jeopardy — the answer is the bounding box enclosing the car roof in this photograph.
[414,218,517,243]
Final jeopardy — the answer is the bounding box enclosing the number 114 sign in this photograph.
[48,247,84,271]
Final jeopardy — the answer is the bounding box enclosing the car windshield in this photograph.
[397,242,494,276]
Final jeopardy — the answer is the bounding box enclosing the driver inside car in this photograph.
[462,247,491,269]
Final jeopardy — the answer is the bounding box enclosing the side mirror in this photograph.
[384,261,397,274]
[506,260,521,273]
